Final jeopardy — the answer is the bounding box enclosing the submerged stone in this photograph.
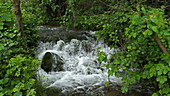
[41,52,64,73]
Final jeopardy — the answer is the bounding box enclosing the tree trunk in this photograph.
[12,0,24,36]
[152,33,169,55]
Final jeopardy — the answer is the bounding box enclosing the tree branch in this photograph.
[152,33,169,55]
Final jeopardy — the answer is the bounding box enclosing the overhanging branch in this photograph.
[152,33,169,55]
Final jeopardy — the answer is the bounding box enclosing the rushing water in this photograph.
[36,28,122,95]
[36,26,153,96]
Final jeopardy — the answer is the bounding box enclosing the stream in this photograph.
[36,26,153,96]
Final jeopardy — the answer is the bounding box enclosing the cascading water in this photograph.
[36,28,122,96]
[36,26,154,96]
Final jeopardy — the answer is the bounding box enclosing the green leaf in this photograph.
[133,33,137,38]
[0,86,3,91]
[152,93,158,96]
[132,13,140,25]
[0,44,4,50]
[14,92,22,96]
[104,82,110,85]
[150,18,160,26]
[0,93,4,96]
[3,78,9,84]
[97,51,108,62]
[151,26,159,33]
[0,26,3,30]
[141,6,146,14]
[157,71,162,75]
[121,86,128,93]
[148,30,153,35]
[144,29,153,36]
[0,22,4,25]
[160,87,170,94]
[26,89,36,96]
[156,76,167,84]
[136,5,140,11]
[1,14,11,21]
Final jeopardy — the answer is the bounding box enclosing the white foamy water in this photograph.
[36,37,122,95]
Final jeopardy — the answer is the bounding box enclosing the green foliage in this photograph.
[97,51,108,63]
[8,0,169,95]
[60,0,116,29]
[21,0,68,24]
[57,0,170,95]
[98,5,170,96]
[0,1,40,96]
[0,55,39,96]
[21,0,44,26]
[0,1,14,30]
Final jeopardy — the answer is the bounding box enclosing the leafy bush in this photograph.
[58,0,170,95]
[6,0,169,95]
[0,55,39,96]
[98,5,170,96]
[0,1,40,96]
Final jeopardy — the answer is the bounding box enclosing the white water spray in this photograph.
[36,34,122,95]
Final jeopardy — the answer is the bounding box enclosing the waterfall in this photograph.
[36,29,122,95]
[35,26,154,96]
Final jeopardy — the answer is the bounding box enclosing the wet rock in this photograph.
[81,40,92,52]
[39,26,88,42]
[65,39,80,55]
[53,40,65,51]
[41,52,64,73]
[82,60,99,68]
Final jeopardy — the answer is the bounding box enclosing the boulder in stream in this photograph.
[41,52,64,73]
[81,40,92,52]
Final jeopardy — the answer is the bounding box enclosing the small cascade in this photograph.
[36,26,154,96]
[36,34,121,95]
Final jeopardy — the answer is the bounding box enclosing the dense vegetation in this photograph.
[0,0,170,96]
[0,1,39,96]
[39,0,170,96]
